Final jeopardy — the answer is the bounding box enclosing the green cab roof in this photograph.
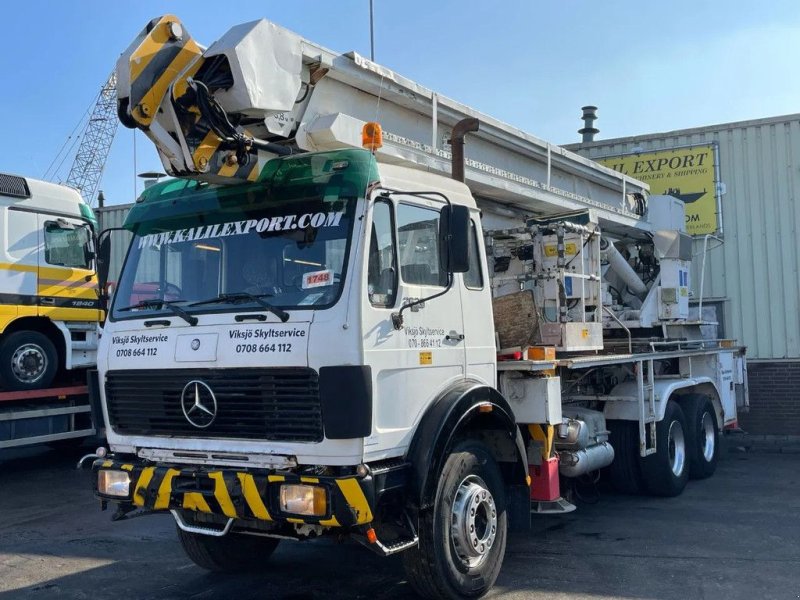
[124,148,379,233]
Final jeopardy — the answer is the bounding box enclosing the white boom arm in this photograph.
[117,15,650,235]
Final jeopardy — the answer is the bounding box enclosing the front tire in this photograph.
[683,395,719,480]
[0,331,58,391]
[639,400,690,497]
[402,441,507,599]
[177,527,280,572]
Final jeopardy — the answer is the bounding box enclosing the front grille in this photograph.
[105,368,322,442]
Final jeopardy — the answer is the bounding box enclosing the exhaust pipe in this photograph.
[450,118,480,182]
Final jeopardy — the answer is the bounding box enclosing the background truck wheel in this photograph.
[402,441,507,600]
[639,400,690,497]
[0,331,58,391]
[606,420,645,494]
[682,395,719,480]
[177,527,280,572]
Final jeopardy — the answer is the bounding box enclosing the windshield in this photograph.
[109,150,374,322]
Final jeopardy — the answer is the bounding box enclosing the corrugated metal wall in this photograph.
[96,204,132,286]
[570,114,800,359]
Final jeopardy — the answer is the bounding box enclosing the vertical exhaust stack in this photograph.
[450,118,480,182]
[578,106,599,143]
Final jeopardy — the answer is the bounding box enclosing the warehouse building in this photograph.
[568,112,800,435]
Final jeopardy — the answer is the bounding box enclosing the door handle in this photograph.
[40,297,55,305]
[446,332,465,342]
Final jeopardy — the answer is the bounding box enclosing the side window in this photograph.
[397,204,446,287]
[43,221,91,269]
[463,220,484,290]
[367,200,397,307]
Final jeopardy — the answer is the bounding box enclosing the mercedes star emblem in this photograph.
[190,338,201,351]
[180,380,217,429]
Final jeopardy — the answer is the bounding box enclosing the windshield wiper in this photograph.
[117,299,198,326]
[189,293,290,322]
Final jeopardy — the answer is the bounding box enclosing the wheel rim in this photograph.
[11,343,48,384]
[668,419,686,477]
[701,411,716,462]
[450,475,497,568]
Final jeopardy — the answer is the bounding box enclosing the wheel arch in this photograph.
[671,383,724,432]
[405,380,529,512]
[1,317,67,370]
[604,377,722,425]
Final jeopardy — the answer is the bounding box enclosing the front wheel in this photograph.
[402,441,507,599]
[0,331,58,391]
[177,526,280,572]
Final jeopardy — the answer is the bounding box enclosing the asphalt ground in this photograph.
[0,443,798,600]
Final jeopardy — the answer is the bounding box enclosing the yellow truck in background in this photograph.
[0,172,101,391]
[0,172,101,448]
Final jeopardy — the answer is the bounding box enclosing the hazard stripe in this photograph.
[134,42,202,127]
[216,153,260,181]
[182,492,212,513]
[217,158,239,178]
[237,473,272,521]
[209,471,237,518]
[192,130,223,172]
[132,466,155,507]
[130,41,187,118]
[129,15,178,82]
[336,479,373,524]
[109,463,373,528]
[318,514,341,527]
[171,56,206,102]
[127,15,202,127]
[154,468,181,510]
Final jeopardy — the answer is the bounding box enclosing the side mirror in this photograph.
[97,233,111,293]
[439,204,471,274]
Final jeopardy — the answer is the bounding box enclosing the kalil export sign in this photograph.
[597,144,718,235]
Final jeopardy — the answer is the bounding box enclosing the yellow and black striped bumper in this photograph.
[93,459,374,528]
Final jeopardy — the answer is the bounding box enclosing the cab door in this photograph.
[1,208,40,326]
[458,215,496,388]
[361,194,466,457]
[36,215,99,321]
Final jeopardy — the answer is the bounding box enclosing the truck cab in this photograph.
[0,173,100,390]
[99,149,495,466]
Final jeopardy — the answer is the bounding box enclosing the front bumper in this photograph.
[93,458,374,528]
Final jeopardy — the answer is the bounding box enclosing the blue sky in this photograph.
[2,1,798,206]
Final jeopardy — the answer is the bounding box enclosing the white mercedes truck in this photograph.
[91,15,748,599]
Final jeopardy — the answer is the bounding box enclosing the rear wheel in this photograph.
[639,400,689,497]
[0,331,58,391]
[682,395,719,479]
[402,441,507,599]
[177,527,280,572]
[606,420,645,494]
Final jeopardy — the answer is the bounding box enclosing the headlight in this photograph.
[97,470,131,497]
[279,484,327,516]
